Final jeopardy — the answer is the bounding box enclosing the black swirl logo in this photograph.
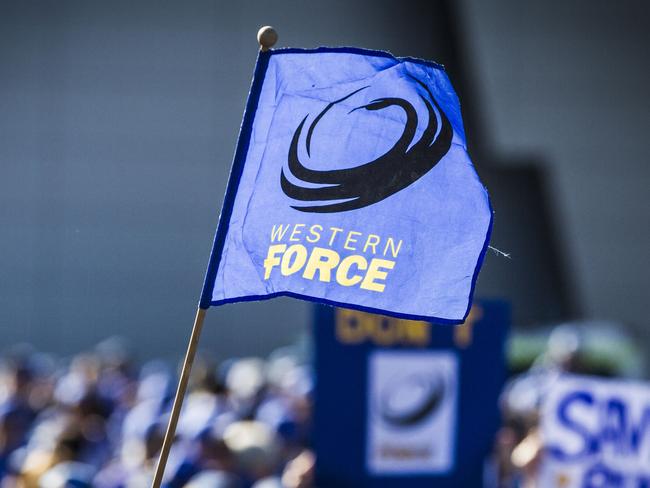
[280,76,453,213]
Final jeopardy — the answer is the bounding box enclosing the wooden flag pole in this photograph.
[151,307,206,487]
[150,26,277,488]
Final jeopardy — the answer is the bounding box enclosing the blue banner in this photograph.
[313,300,510,487]
[201,47,492,323]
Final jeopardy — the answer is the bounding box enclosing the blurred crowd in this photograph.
[0,321,643,488]
[492,321,643,488]
[0,339,314,488]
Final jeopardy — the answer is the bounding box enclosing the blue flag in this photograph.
[200,47,492,324]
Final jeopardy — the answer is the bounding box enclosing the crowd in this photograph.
[0,321,642,488]
[493,321,643,488]
[0,339,314,488]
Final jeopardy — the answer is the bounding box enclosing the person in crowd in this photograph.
[491,320,643,488]
[1,321,638,488]
[0,339,315,488]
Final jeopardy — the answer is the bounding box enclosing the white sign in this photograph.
[540,375,650,488]
[366,350,458,475]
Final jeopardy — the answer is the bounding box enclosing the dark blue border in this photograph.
[210,291,463,326]
[463,197,494,322]
[199,47,493,326]
[199,49,272,309]
[270,46,445,71]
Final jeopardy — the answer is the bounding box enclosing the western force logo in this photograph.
[379,371,446,427]
[368,351,458,473]
[281,76,453,213]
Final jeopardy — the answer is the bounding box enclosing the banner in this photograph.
[313,299,510,487]
[367,350,459,475]
[200,47,492,323]
[540,375,650,488]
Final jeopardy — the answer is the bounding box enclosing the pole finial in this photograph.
[257,26,278,52]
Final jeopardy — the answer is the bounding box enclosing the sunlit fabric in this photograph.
[201,48,492,324]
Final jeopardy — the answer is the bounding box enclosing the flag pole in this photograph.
[257,25,278,53]
[151,307,207,487]
[150,26,277,488]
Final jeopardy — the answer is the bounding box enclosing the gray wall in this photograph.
[462,0,649,331]
[0,0,450,360]
[1,0,648,360]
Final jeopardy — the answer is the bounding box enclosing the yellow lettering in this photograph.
[289,223,305,242]
[281,244,308,276]
[361,258,395,292]
[363,234,381,254]
[343,231,362,251]
[336,308,366,343]
[306,224,323,243]
[303,247,340,282]
[384,238,403,258]
[372,317,396,345]
[263,244,286,279]
[335,255,367,286]
[404,321,431,345]
[270,224,290,242]
[328,227,344,246]
[335,309,431,346]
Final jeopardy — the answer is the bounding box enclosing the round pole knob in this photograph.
[257,26,278,52]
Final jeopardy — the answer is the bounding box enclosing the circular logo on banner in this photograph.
[379,371,446,427]
[281,76,453,213]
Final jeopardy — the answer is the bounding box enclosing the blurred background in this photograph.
[2,0,648,360]
[0,0,649,486]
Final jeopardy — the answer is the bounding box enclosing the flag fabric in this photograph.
[200,47,492,324]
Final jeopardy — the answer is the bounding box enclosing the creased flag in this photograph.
[200,47,492,324]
